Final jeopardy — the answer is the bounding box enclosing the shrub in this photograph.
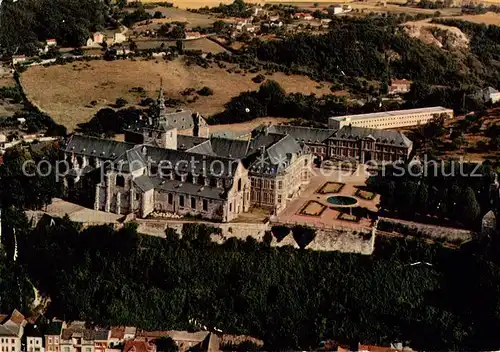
[115,97,128,108]
[271,225,290,242]
[252,74,266,83]
[198,86,214,96]
[292,225,316,249]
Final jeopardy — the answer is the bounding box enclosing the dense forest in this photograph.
[367,161,495,229]
[0,0,106,54]
[249,15,500,89]
[1,217,498,351]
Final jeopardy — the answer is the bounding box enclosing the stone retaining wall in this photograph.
[378,217,473,243]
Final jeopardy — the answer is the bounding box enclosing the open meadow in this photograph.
[20,58,332,131]
[445,12,500,25]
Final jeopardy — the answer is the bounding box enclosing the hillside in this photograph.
[404,19,470,50]
[20,58,332,131]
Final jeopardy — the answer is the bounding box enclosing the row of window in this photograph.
[177,195,209,212]
[0,340,15,344]
[250,178,283,190]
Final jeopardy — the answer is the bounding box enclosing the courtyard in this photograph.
[276,165,380,230]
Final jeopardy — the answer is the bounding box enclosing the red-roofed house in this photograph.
[389,78,411,95]
[46,39,57,47]
[185,32,201,40]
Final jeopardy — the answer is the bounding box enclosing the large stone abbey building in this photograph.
[63,87,414,222]
[63,89,312,221]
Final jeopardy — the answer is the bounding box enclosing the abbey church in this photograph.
[63,87,312,222]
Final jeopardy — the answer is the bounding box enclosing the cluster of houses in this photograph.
[0,310,224,352]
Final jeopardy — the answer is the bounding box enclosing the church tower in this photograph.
[157,78,168,129]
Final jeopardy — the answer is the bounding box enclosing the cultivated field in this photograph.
[0,76,15,87]
[140,0,500,9]
[142,6,218,27]
[21,58,332,131]
[445,12,500,25]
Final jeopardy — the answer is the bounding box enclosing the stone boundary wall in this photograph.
[136,219,375,254]
[26,211,375,255]
[378,217,474,242]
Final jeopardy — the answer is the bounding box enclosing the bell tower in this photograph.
[157,78,168,128]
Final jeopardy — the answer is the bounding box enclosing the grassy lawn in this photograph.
[21,57,332,131]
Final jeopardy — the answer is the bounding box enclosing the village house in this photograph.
[59,322,109,352]
[185,31,201,40]
[44,321,64,352]
[12,55,27,65]
[109,327,136,347]
[0,310,27,352]
[113,33,127,44]
[86,32,105,47]
[389,78,412,95]
[478,86,500,104]
[294,12,314,20]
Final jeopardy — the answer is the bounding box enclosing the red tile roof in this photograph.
[9,310,25,325]
[110,327,125,339]
[390,78,411,86]
[123,340,156,352]
[358,344,401,352]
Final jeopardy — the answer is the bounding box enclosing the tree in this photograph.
[155,337,178,352]
[128,40,138,52]
[292,225,316,249]
[153,11,164,19]
[197,87,214,96]
[457,186,481,226]
[271,225,289,242]
[170,23,186,39]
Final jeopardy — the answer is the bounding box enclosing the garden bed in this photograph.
[316,181,345,194]
[338,212,360,223]
[298,200,327,217]
[355,188,376,200]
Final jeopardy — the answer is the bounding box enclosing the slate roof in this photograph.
[133,175,154,192]
[0,325,17,337]
[267,125,336,144]
[249,135,307,176]
[64,135,134,160]
[144,145,239,178]
[160,110,208,131]
[177,135,208,151]
[333,126,412,147]
[114,146,148,172]
[186,140,215,156]
[247,133,284,155]
[149,177,228,200]
[209,137,249,159]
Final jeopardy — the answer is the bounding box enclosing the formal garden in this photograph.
[316,181,345,194]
